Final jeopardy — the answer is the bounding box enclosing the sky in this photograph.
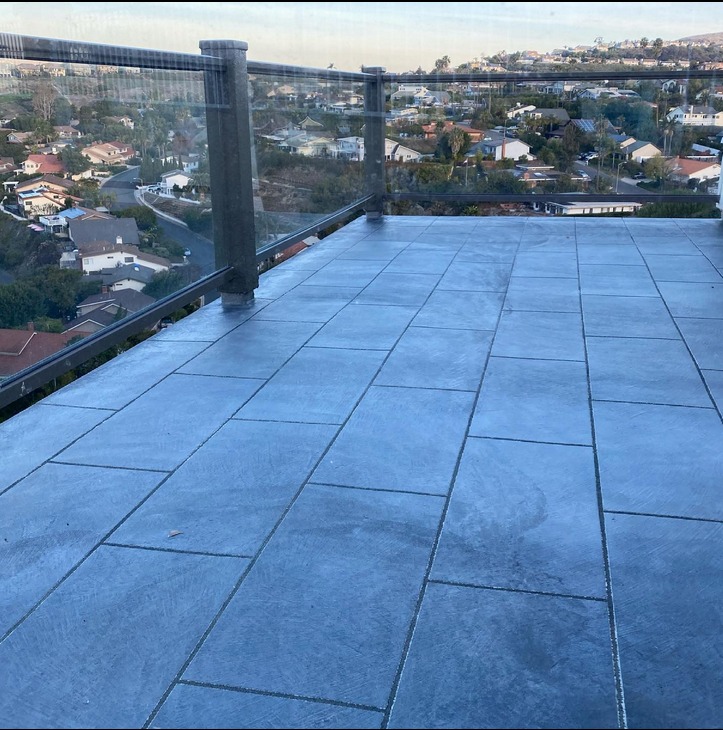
[3,2,722,72]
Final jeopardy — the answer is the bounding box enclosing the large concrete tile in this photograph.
[236,347,385,424]
[470,357,592,445]
[577,244,643,265]
[606,513,723,729]
[518,238,576,253]
[454,241,518,263]
[704,368,723,411]
[308,304,417,350]
[375,327,492,391]
[0,404,111,493]
[0,545,245,729]
[675,316,723,369]
[512,252,578,278]
[110,420,336,555]
[644,254,723,283]
[594,401,723,520]
[579,264,658,297]
[255,268,315,299]
[412,290,504,330]
[302,260,388,287]
[335,239,409,260]
[582,294,679,339]
[154,684,383,729]
[384,250,456,274]
[54,374,263,471]
[504,276,580,313]
[44,340,209,410]
[388,583,617,729]
[149,297,271,342]
[492,310,584,361]
[437,262,512,292]
[658,281,723,318]
[433,439,605,597]
[179,320,321,379]
[587,337,710,406]
[252,285,360,323]
[313,386,474,494]
[634,240,701,255]
[352,272,440,307]
[0,463,163,636]
[185,485,443,708]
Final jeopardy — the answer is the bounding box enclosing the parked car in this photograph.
[633,172,646,179]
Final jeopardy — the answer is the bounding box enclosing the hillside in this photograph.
[678,32,723,44]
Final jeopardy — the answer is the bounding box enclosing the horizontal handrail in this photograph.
[0,267,232,410]
[0,32,225,71]
[248,60,370,83]
[387,192,719,204]
[256,196,373,262]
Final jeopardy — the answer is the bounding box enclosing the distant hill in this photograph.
[677,32,723,45]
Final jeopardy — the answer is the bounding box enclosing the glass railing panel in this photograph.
[0,59,213,382]
[248,69,367,251]
[385,73,721,217]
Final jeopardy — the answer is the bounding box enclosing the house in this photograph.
[527,108,571,125]
[666,105,723,127]
[622,140,662,163]
[298,116,324,130]
[21,154,65,176]
[7,131,33,144]
[65,289,157,335]
[160,169,194,192]
[179,154,200,173]
[79,243,171,276]
[336,136,365,160]
[506,104,537,119]
[571,119,618,134]
[0,157,15,174]
[668,157,721,184]
[16,174,74,196]
[17,186,79,218]
[385,139,423,162]
[0,324,79,379]
[81,141,136,165]
[105,115,135,129]
[468,134,531,162]
[53,125,83,139]
[690,143,721,160]
[542,201,643,216]
[420,121,484,143]
[39,205,112,235]
[277,133,336,158]
[100,263,157,292]
[69,217,141,251]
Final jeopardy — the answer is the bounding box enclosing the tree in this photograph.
[59,146,91,174]
[116,205,157,230]
[652,38,664,57]
[644,156,674,187]
[639,37,649,49]
[434,55,451,73]
[32,83,57,122]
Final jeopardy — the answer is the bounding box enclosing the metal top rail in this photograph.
[0,33,225,72]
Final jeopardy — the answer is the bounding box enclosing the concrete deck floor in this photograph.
[1,214,722,729]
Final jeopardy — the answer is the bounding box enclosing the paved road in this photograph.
[102,167,217,277]
[574,161,651,196]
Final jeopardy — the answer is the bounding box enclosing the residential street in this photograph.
[102,167,217,278]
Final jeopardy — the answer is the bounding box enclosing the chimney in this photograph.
[101,285,108,295]
[116,235,123,245]
[27,321,35,332]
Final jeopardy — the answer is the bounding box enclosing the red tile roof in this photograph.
[0,328,81,377]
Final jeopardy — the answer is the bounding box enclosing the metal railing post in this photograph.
[363,66,386,219]
[200,39,258,304]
